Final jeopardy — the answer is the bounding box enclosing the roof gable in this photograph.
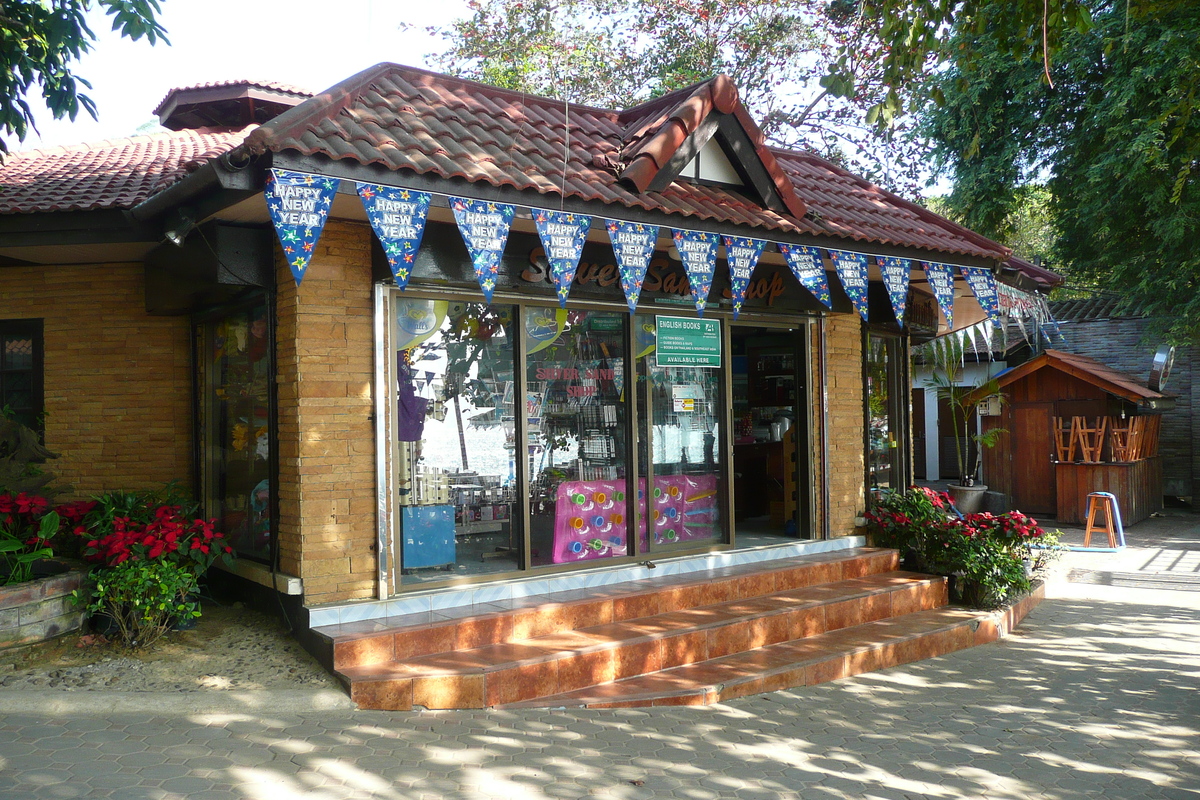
[614,75,807,219]
[977,349,1166,405]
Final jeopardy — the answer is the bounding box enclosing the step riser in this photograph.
[350,577,947,710]
[552,586,1047,710]
[330,549,899,671]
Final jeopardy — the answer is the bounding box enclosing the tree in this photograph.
[920,1,1200,342]
[0,1,168,156]
[425,0,932,195]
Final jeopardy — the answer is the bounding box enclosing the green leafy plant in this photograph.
[926,339,1006,486]
[0,492,58,586]
[78,560,199,649]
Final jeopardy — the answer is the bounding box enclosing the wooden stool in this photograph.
[1083,492,1125,548]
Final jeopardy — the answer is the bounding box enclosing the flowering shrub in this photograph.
[865,486,1061,608]
[0,491,58,585]
[78,504,232,573]
[65,487,234,647]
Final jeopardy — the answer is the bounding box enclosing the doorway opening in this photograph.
[730,324,814,546]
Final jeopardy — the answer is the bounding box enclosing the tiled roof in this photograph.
[984,348,1163,404]
[1051,295,1150,322]
[153,80,312,115]
[242,63,1009,261]
[0,127,254,215]
[1006,255,1063,288]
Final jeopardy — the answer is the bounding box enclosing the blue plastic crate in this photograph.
[400,505,456,569]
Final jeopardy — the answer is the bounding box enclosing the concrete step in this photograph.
[497,608,990,708]
[313,548,899,673]
[336,569,945,709]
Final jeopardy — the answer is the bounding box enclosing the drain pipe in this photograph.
[819,315,831,540]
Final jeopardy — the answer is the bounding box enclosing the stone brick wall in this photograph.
[0,263,192,498]
[1058,318,1197,498]
[275,220,379,605]
[824,314,866,536]
[0,569,85,651]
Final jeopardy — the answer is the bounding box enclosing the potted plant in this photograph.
[927,340,1007,514]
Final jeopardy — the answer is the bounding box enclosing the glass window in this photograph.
[0,320,43,433]
[525,308,629,566]
[394,299,519,582]
[200,303,273,561]
[867,333,906,494]
[636,315,725,550]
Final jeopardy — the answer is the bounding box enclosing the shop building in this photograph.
[1,65,1017,705]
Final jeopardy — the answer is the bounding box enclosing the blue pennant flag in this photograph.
[922,261,957,329]
[877,256,911,324]
[605,220,659,313]
[264,169,338,287]
[357,184,431,290]
[722,236,766,319]
[672,229,720,315]
[533,209,592,308]
[449,197,516,303]
[777,244,832,308]
[829,250,870,320]
[960,265,1001,322]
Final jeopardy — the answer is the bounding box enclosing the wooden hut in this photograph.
[974,349,1173,525]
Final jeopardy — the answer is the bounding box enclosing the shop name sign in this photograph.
[655,316,721,368]
[522,248,787,305]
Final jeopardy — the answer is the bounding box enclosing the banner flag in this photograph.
[777,244,832,308]
[960,265,1001,322]
[449,197,516,302]
[922,261,957,329]
[877,256,911,324]
[264,169,338,286]
[357,184,431,289]
[721,236,767,319]
[829,249,870,320]
[605,220,659,313]
[533,209,592,307]
[672,229,720,315]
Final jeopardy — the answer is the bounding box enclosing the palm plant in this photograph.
[927,339,1006,486]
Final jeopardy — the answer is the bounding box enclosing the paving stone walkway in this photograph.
[1,513,1198,799]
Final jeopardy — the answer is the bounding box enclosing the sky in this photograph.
[19,0,468,151]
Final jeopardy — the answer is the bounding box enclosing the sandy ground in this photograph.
[0,600,341,694]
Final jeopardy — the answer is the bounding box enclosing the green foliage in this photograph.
[925,338,1006,484]
[77,559,198,649]
[0,0,168,155]
[920,1,1200,343]
[427,0,934,194]
[0,507,55,585]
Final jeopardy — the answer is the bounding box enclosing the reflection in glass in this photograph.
[393,299,519,582]
[525,308,630,566]
[202,304,272,560]
[636,315,724,549]
[867,334,894,492]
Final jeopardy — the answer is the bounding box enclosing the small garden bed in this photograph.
[0,563,86,651]
[865,486,1062,609]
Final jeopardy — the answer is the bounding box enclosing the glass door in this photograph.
[634,314,727,553]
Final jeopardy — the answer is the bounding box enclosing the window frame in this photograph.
[0,319,45,435]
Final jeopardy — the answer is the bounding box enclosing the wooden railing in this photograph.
[1053,415,1161,463]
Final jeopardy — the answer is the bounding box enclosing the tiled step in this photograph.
[497,608,988,708]
[314,548,899,673]
[336,569,945,710]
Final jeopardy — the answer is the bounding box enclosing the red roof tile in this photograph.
[153,80,312,115]
[0,127,254,215]
[983,349,1166,404]
[243,63,1008,261]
